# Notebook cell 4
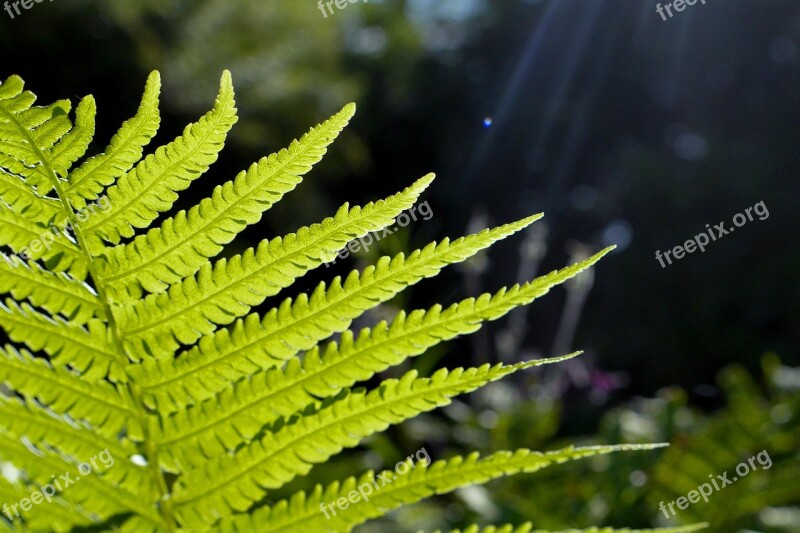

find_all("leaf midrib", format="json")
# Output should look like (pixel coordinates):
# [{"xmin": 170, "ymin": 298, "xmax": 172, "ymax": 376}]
[{"xmin": 2, "ymin": 92, "xmax": 173, "ymax": 529}]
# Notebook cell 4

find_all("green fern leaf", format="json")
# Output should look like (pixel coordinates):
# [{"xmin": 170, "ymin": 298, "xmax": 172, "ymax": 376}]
[
  {"xmin": 0, "ymin": 204, "xmax": 86, "ymax": 278},
  {"xmin": 0, "ymin": 432, "xmax": 161, "ymax": 525},
  {"xmin": 0, "ymin": 164, "xmax": 63, "ymax": 225},
  {"xmin": 0, "ymin": 253, "xmax": 102, "ymax": 324},
  {"xmin": 95, "ymin": 101, "xmax": 355, "ymax": 296},
  {"xmin": 116, "ymin": 174, "xmax": 434, "ymax": 359},
  {"xmin": 0, "ymin": 97, "xmax": 69, "ymax": 141},
  {"xmin": 0, "ymin": 396, "xmax": 151, "ymax": 497},
  {"xmin": 217, "ymin": 445, "xmax": 670, "ymax": 532},
  {"xmin": 171, "ymin": 357, "xmax": 576, "ymax": 525},
  {"xmin": 28, "ymin": 102, "xmax": 73, "ymax": 152},
  {"xmin": 78, "ymin": 71, "xmax": 237, "ymax": 244},
  {"xmin": 48, "ymin": 96, "xmax": 96, "ymax": 179},
  {"xmin": 0, "ymin": 475, "xmax": 95, "ymax": 532},
  {"xmin": 149, "ymin": 249, "xmax": 610, "ymax": 462},
  {"xmin": 0, "ymin": 299, "xmax": 122, "ymax": 381},
  {"xmin": 0, "ymin": 76, "xmax": 88, "ymax": 194},
  {"xmin": 0, "ymin": 345, "xmax": 139, "ymax": 438},
  {"xmin": 130, "ymin": 213, "xmax": 540, "ymax": 411},
  {"xmin": 64, "ymin": 71, "xmax": 161, "ymax": 209},
  {"xmin": 648, "ymin": 358, "xmax": 800, "ymax": 528}
]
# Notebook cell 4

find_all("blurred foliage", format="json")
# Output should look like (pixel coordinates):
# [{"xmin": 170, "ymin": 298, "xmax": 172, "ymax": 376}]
[
  {"xmin": 362, "ymin": 355, "xmax": 799, "ymax": 532},
  {"xmin": 649, "ymin": 354, "xmax": 800, "ymax": 531},
  {"xmin": 79, "ymin": 0, "xmax": 368, "ymax": 144}
]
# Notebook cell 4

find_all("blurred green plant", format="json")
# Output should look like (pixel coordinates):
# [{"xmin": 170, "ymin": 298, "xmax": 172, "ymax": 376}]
[
  {"xmin": 648, "ymin": 354, "xmax": 800, "ymax": 531},
  {"xmin": 378, "ymin": 355, "xmax": 799, "ymax": 532},
  {"xmin": 75, "ymin": 0, "xmax": 427, "ymax": 147}
]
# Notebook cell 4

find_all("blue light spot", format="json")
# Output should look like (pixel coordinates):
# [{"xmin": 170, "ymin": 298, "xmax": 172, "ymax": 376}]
[{"xmin": 483, "ymin": 117, "xmax": 493, "ymax": 127}]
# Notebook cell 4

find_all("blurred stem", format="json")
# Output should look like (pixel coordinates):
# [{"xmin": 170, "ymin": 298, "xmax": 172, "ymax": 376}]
[
  {"xmin": 463, "ymin": 207, "xmax": 492, "ymax": 366},
  {"xmin": 495, "ymin": 221, "xmax": 548, "ymax": 362},
  {"xmin": 545, "ymin": 242, "xmax": 595, "ymax": 396}
]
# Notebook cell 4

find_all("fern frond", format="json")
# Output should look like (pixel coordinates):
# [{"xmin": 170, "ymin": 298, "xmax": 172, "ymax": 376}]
[
  {"xmin": 150, "ymin": 249, "xmax": 610, "ymax": 462},
  {"xmin": 0, "ymin": 74, "xmax": 25, "ymax": 100},
  {"xmin": 116, "ymin": 174, "xmax": 436, "ymax": 358},
  {"xmin": 0, "ymin": 77, "xmax": 93, "ymax": 195},
  {"xmin": 0, "ymin": 396, "xmax": 152, "ymax": 497},
  {"xmin": 0, "ymin": 299, "xmax": 122, "ymax": 381},
  {"xmin": 648, "ymin": 359, "xmax": 800, "ymax": 528},
  {"xmin": 164, "ymin": 355, "xmax": 575, "ymax": 473},
  {"xmin": 436, "ymin": 525, "xmax": 709, "ymax": 533},
  {"xmin": 0, "ymin": 80, "xmax": 88, "ymax": 274},
  {"xmin": 217, "ymin": 444, "xmax": 668, "ymax": 532},
  {"xmin": 0, "ymin": 152, "xmax": 46, "ymax": 189},
  {"xmin": 131, "ymin": 214, "xmax": 540, "ymax": 411},
  {"xmin": 0, "ymin": 97, "xmax": 69, "ymax": 141},
  {"xmin": 47, "ymin": 96, "xmax": 96, "ymax": 179},
  {"xmin": 0, "ymin": 77, "xmax": 52, "ymax": 190},
  {"xmin": 0, "ymin": 253, "xmax": 102, "ymax": 325},
  {"xmin": 0, "ymin": 72, "xmax": 638, "ymax": 531},
  {"xmin": 96, "ymin": 102, "xmax": 355, "ymax": 296},
  {"xmin": 0, "ymin": 432, "xmax": 161, "ymax": 526},
  {"xmin": 0, "ymin": 206, "xmax": 86, "ymax": 278},
  {"xmin": 79, "ymin": 71, "xmax": 237, "ymax": 244},
  {"xmin": 0, "ymin": 166, "xmax": 63, "ymax": 225},
  {"xmin": 0, "ymin": 475, "xmax": 96, "ymax": 532},
  {"xmin": 171, "ymin": 357, "xmax": 575, "ymax": 526},
  {"xmin": 28, "ymin": 102, "xmax": 74, "ymax": 152},
  {"xmin": 65, "ymin": 71, "xmax": 161, "ymax": 209},
  {"xmin": 0, "ymin": 345, "xmax": 139, "ymax": 438}
]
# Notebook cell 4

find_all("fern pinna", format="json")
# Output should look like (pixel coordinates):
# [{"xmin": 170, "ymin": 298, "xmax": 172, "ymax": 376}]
[{"xmin": 0, "ymin": 72, "xmax": 703, "ymax": 533}]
